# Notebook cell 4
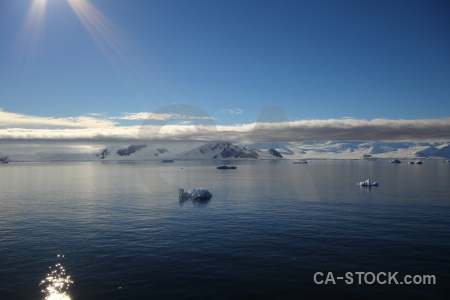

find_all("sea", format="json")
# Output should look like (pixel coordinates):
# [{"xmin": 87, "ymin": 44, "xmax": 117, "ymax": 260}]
[{"xmin": 0, "ymin": 160, "xmax": 449, "ymax": 299}]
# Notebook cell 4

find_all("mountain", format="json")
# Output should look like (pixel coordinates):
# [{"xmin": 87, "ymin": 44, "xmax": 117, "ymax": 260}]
[
  {"xmin": 3, "ymin": 141, "xmax": 450, "ymax": 162},
  {"xmin": 180, "ymin": 142, "xmax": 283, "ymax": 160},
  {"xmin": 266, "ymin": 141, "xmax": 450, "ymax": 160},
  {"xmin": 415, "ymin": 144, "xmax": 450, "ymax": 158},
  {"xmin": 245, "ymin": 142, "xmax": 294, "ymax": 155},
  {"xmin": 437, "ymin": 145, "xmax": 450, "ymax": 158},
  {"xmin": 95, "ymin": 144, "xmax": 172, "ymax": 160},
  {"xmin": 117, "ymin": 145, "xmax": 147, "ymax": 156},
  {"xmin": 415, "ymin": 146, "xmax": 440, "ymax": 157}
]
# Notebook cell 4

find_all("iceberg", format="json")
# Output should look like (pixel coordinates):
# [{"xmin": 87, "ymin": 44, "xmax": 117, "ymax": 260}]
[
  {"xmin": 389, "ymin": 159, "xmax": 401, "ymax": 163},
  {"xmin": 216, "ymin": 165, "xmax": 237, "ymax": 169},
  {"xmin": 357, "ymin": 178, "xmax": 379, "ymax": 187},
  {"xmin": 292, "ymin": 160, "xmax": 307, "ymax": 164},
  {"xmin": 179, "ymin": 188, "xmax": 213, "ymax": 200}
]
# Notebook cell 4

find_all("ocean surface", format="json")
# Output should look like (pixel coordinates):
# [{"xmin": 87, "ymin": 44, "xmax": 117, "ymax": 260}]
[{"xmin": 0, "ymin": 160, "xmax": 449, "ymax": 299}]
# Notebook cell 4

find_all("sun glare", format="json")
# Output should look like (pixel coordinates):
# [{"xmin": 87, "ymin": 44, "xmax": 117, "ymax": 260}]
[
  {"xmin": 66, "ymin": 0, "xmax": 150, "ymax": 89},
  {"xmin": 31, "ymin": 0, "xmax": 47, "ymax": 14},
  {"xmin": 20, "ymin": 0, "xmax": 124, "ymax": 66},
  {"xmin": 67, "ymin": 0, "xmax": 127, "ymax": 65},
  {"xmin": 22, "ymin": 0, "xmax": 47, "ymax": 39},
  {"xmin": 12, "ymin": 0, "xmax": 48, "ymax": 82},
  {"xmin": 14, "ymin": 0, "xmax": 148, "ymax": 97},
  {"xmin": 40, "ymin": 259, "xmax": 73, "ymax": 300}
]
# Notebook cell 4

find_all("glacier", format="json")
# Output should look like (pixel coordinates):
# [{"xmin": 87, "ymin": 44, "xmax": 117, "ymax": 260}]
[{"xmin": 1, "ymin": 141, "xmax": 450, "ymax": 162}]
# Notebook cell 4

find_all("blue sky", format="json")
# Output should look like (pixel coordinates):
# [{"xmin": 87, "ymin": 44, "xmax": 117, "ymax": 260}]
[{"xmin": 0, "ymin": 0, "xmax": 449, "ymax": 142}]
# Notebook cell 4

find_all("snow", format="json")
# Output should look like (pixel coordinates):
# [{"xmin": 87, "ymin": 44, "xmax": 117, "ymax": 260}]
[
  {"xmin": 357, "ymin": 179, "xmax": 379, "ymax": 187},
  {"xmin": 278, "ymin": 141, "xmax": 450, "ymax": 160},
  {"xmin": 179, "ymin": 188, "xmax": 212, "ymax": 200},
  {"xmin": 415, "ymin": 144, "xmax": 450, "ymax": 158},
  {"xmin": 1, "ymin": 141, "xmax": 450, "ymax": 162}
]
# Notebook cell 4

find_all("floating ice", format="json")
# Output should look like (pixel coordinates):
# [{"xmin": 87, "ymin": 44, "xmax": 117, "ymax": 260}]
[
  {"xmin": 357, "ymin": 178, "xmax": 379, "ymax": 187},
  {"xmin": 179, "ymin": 188, "xmax": 213, "ymax": 200}
]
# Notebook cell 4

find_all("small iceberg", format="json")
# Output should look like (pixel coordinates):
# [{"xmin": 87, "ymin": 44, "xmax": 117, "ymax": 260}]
[
  {"xmin": 179, "ymin": 188, "xmax": 213, "ymax": 200},
  {"xmin": 217, "ymin": 165, "xmax": 237, "ymax": 169},
  {"xmin": 293, "ymin": 160, "xmax": 307, "ymax": 164},
  {"xmin": 389, "ymin": 159, "xmax": 401, "ymax": 164},
  {"xmin": 357, "ymin": 178, "xmax": 379, "ymax": 187}
]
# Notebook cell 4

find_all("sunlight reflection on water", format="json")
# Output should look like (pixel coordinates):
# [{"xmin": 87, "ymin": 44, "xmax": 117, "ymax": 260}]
[{"xmin": 39, "ymin": 255, "xmax": 73, "ymax": 300}]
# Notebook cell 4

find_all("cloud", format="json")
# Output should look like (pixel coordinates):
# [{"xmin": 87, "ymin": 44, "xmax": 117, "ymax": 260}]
[
  {"xmin": 111, "ymin": 112, "xmax": 214, "ymax": 121},
  {"xmin": 0, "ymin": 109, "xmax": 212, "ymax": 130},
  {"xmin": 0, "ymin": 108, "xmax": 449, "ymax": 142},
  {"xmin": 112, "ymin": 112, "xmax": 173, "ymax": 121},
  {"xmin": 0, "ymin": 110, "xmax": 116, "ymax": 128},
  {"xmin": 0, "ymin": 126, "xmax": 141, "ymax": 140},
  {"xmin": 241, "ymin": 118, "xmax": 450, "ymax": 142},
  {"xmin": 221, "ymin": 108, "xmax": 244, "ymax": 115},
  {"xmin": 137, "ymin": 118, "xmax": 450, "ymax": 142}
]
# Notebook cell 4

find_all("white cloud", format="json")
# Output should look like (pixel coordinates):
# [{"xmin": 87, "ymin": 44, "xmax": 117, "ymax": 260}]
[
  {"xmin": 111, "ymin": 112, "xmax": 214, "ymax": 121},
  {"xmin": 0, "ymin": 109, "xmax": 449, "ymax": 142},
  {"xmin": 0, "ymin": 127, "xmax": 141, "ymax": 140},
  {"xmin": 113, "ymin": 112, "xmax": 172, "ymax": 121},
  {"xmin": 138, "ymin": 118, "xmax": 450, "ymax": 142},
  {"xmin": 222, "ymin": 108, "xmax": 244, "ymax": 115},
  {"xmin": 0, "ymin": 110, "xmax": 116, "ymax": 128}
]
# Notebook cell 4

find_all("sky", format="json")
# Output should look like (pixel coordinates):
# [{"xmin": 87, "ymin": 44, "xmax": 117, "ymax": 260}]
[{"xmin": 0, "ymin": 0, "xmax": 449, "ymax": 143}]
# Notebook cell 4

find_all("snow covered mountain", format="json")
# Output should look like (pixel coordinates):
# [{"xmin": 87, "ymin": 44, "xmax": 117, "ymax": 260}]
[
  {"xmin": 180, "ymin": 142, "xmax": 283, "ymax": 160},
  {"xmin": 96, "ymin": 144, "xmax": 172, "ymax": 160},
  {"xmin": 275, "ymin": 141, "xmax": 450, "ymax": 159},
  {"xmin": 94, "ymin": 142, "xmax": 283, "ymax": 161},
  {"xmin": 415, "ymin": 144, "xmax": 450, "ymax": 158},
  {"xmin": 2, "ymin": 141, "xmax": 450, "ymax": 162}
]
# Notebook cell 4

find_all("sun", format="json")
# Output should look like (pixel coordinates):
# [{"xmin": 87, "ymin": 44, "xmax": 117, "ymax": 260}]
[
  {"xmin": 32, "ymin": 0, "xmax": 47, "ymax": 8},
  {"xmin": 16, "ymin": 0, "xmax": 137, "ymax": 82},
  {"xmin": 27, "ymin": 0, "xmax": 47, "ymax": 26},
  {"xmin": 17, "ymin": 0, "xmax": 47, "ymax": 48}
]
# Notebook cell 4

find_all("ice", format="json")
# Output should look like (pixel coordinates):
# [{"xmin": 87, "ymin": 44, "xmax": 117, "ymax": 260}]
[
  {"xmin": 357, "ymin": 178, "xmax": 379, "ymax": 187},
  {"xmin": 179, "ymin": 188, "xmax": 213, "ymax": 200}
]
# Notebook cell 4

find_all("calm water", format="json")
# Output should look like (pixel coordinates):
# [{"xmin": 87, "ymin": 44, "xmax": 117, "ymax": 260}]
[{"xmin": 0, "ymin": 160, "xmax": 449, "ymax": 299}]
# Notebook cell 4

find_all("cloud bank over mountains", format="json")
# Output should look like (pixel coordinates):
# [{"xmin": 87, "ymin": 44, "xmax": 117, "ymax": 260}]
[{"xmin": 1, "ymin": 108, "xmax": 449, "ymax": 142}]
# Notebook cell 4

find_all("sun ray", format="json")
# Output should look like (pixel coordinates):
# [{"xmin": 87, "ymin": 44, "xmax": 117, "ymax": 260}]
[
  {"xmin": 12, "ymin": 0, "xmax": 160, "ymax": 104},
  {"xmin": 20, "ymin": 0, "xmax": 47, "ymax": 50},
  {"xmin": 66, "ymin": 0, "xmax": 146, "ymax": 85},
  {"xmin": 67, "ymin": 0, "xmax": 120, "ymax": 64},
  {"xmin": 65, "ymin": 0, "xmax": 163, "ymax": 100},
  {"xmin": 12, "ymin": 0, "xmax": 47, "ymax": 78}
]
